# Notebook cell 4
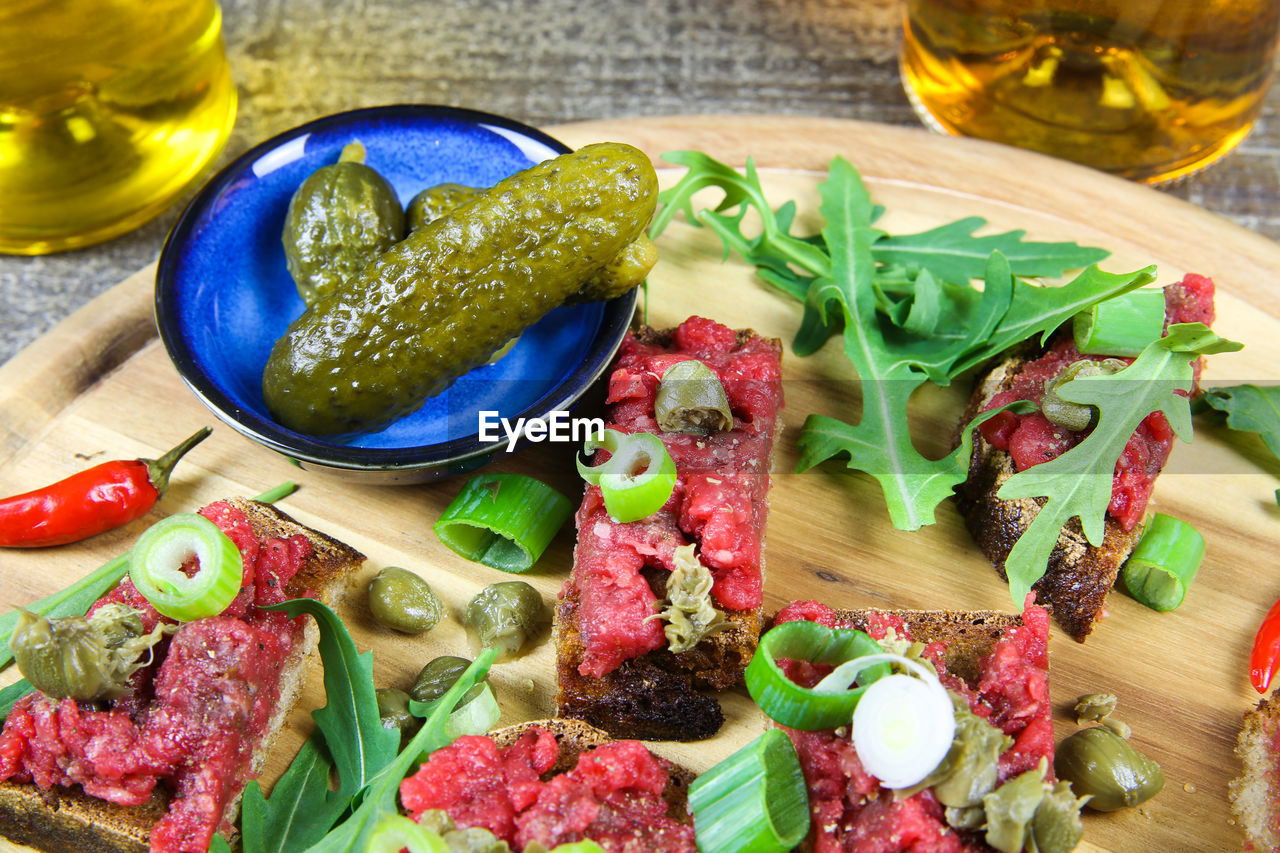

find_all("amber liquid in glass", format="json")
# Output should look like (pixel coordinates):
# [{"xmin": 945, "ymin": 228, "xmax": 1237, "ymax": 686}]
[
  {"xmin": 901, "ymin": 0, "xmax": 1280, "ymax": 183},
  {"xmin": 0, "ymin": 0, "xmax": 237, "ymax": 254}
]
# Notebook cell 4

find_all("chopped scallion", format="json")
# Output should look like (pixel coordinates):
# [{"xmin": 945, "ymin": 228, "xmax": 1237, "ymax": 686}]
[
  {"xmin": 1121, "ymin": 513, "xmax": 1205, "ymax": 611},
  {"xmin": 364, "ymin": 815, "xmax": 449, "ymax": 853},
  {"xmin": 128, "ymin": 513, "xmax": 243, "ymax": 621},
  {"xmin": 845, "ymin": 655, "xmax": 955, "ymax": 789},
  {"xmin": 1073, "ymin": 289, "xmax": 1166, "ymax": 357},
  {"xmin": 434, "ymin": 473, "xmax": 572, "ymax": 572},
  {"xmin": 576, "ymin": 428, "xmax": 677, "ymax": 523},
  {"xmin": 744, "ymin": 619, "xmax": 888, "ymax": 731},
  {"xmin": 689, "ymin": 729, "xmax": 809, "ymax": 853}
]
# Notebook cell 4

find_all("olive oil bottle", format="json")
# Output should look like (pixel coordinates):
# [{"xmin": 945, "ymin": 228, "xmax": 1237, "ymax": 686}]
[
  {"xmin": 901, "ymin": 0, "xmax": 1280, "ymax": 184},
  {"xmin": 0, "ymin": 0, "xmax": 237, "ymax": 254}
]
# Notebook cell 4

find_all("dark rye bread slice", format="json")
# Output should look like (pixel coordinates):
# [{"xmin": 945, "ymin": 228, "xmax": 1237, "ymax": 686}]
[
  {"xmin": 953, "ymin": 350, "xmax": 1139, "ymax": 642},
  {"xmin": 1229, "ymin": 689, "xmax": 1280, "ymax": 851},
  {"xmin": 0, "ymin": 498, "xmax": 365, "ymax": 853},
  {"xmin": 821, "ymin": 607, "xmax": 1026, "ymax": 681},
  {"xmin": 490, "ymin": 717, "xmax": 695, "ymax": 821},
  {"xmin": 555, "ymin": 323, "xmax": 781, "ymax": 742}
]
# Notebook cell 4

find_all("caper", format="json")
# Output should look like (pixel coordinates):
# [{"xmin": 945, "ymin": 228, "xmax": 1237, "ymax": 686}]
[
  {"xmin": 654, "ymin": 359, "xmax": 733, "ymax": 435},
  {"xmin": 1073, "ymin": 692, "xmax": 1119, "ymax": 724},
  {"xmin": 982, "ymin": 760, "xmax": 1049, "ymax": 853},
  {"xmin": 376, "ymin": 687, "xmax": 419, "ymax": 738},
  {"xmin": 10, "ymin": 604, "xmax": 172, "ymax": 702},
  {"xmin": 367, "ymin": 566, "xmax": 442, "ymax": 634},
  {"xmin": 1054, "ymin": 725, "xmax": 1165, "ymax": 811},
  {"xmin": 1041, "ymin": 358, "xmax": 1128, "ymax": 431},
  {"xmin": 1030, "ymin": 781, "xmax": 1088, "ymax": 853},
  {"xmin": 410, "ymin": 655, "xmax": 473, "ymax": 704},
  {"xmin": 930, "ymin": 694, "xmax": 1010, "ymax": 808},
  {"xmin": 465, "ymin": 581, "xmax": 546, "ymax": 657}
]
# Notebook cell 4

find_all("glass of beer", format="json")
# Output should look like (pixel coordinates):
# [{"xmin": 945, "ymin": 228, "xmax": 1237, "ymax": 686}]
[
  {"xmin": 900, "ymin": 0, "xmax": 1280, "ymax": 184},
  {"xmin": 0, "ymin": 0, "xmax": 237, "ymax": 255}
]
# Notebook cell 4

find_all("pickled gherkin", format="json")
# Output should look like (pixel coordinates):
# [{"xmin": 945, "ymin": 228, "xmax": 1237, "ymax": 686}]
[
  {"xmin": 281, "ymin": 141, "xmax": 406, "ymax": 307},
  {"xmin": 263, "ymin": 142, "xmax": 659, "ymax": 436},
  {"xmin": 405, "ymin": 182, "xmax": 480, "ymax": 231}
]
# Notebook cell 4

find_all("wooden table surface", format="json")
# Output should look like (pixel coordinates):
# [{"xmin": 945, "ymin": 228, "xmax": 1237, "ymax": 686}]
[{"xmin": 1, "ymin": 0, "xmax": 1278, "ymax": 365}]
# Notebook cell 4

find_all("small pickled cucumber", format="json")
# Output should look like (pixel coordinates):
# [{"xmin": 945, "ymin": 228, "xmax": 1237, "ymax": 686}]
[
  {"xmin": 282, "ymin": 141, "xmax": 406, "ymax": 306},
  {"xmin": 405, "ymin": 182, "xmax": 480, "ymax": 231},
  {"xmin": 263, "ymin": 142, "xmax": 659, "ymax": 436}
]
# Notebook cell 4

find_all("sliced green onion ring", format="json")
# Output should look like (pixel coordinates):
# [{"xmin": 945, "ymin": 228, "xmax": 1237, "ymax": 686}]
[
  {"xmin": 744, "ymin": 619, "xmax": 889, "ymax": 731},
  {"xmin": 408, "ymin": 681, "xmax": 502, "ymax": 742},
  {"xmin": 575, "ymin": 428, "xmax": 677, "ymax": 523},
  {"xmin": 841, "ymin": 654, "xmax": 956, "ymax": 789},
  {"xmin": 689, "ymin": 728, "xmax": 809, "ymax": 853},
  {"xmin": 434, "ymin": 473, "xmax": 572, "ymax": 572},
  {"xmin": 128, "ymin": 513, "xmax": 243, "ymax": 621},
  {"xmin": 1121, "ymin": 513, "xmax": 1205, "ymax": 611},
  {"xmin": 1073, "ymin": 289, "xmax": 1166, "ymax": 356},
  {"xmin": 365, "ymin": 815, "xmax": 449, "ymax": 853}
]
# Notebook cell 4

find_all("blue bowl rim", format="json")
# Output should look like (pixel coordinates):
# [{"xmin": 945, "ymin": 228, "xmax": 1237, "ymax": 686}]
[{"xmin": 155, "ymin": 103, "xmax": 637, "ymax": 473}]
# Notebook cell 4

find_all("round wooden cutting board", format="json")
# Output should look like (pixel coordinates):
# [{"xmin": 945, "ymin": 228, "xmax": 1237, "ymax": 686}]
[{"xmin": 2, "ymin": 116, "xmax": 1278, "ymax": 852}]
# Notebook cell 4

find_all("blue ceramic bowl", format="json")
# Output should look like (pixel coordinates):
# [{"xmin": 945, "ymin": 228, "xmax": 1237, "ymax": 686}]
[{"xmin": 156, "ymin": 105, "xmax": 636, "ymax": 483}]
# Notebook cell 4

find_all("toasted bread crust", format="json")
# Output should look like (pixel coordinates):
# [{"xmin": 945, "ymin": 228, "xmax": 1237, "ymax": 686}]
[
  {"xmin": 1230, "ymin": 690, "xmax": 1280, "ymax": 851},
  {"xmin": 954, "ymin": 353, "xmax": 1138, "ymax": 642},
  {"xmin": 822, "ymin": 607, "xmax": 1024, "ymax": 684},
  {"xmin": 555, "ymin": 324, "xmax": 780, "ymax": 742},
  {"xmin": 0, "ymin": 498, "xmax": 364, "ymax": 853}
]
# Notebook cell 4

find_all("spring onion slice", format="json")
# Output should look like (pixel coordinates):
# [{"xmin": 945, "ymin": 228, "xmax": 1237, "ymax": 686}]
[
  {"xmin": 1121, "ymin": 513, "xmax": 1205, "ymax": 611},
  {"xmin": 832, "ymin": 654, "xmax": 956, "ymax": 789},
  {"xmin": 364, "ymin": 815, "xmax": 449, "ymax": 853},
  {"xmin": 365, "ymin": 814, "xmax": 608, "ymax": 853},
  {"xmin": 744, "ymin": 619, "xmax": 889, "ymax": 731},
  {"xmin": 575, "ymin": 428, "xmax": 677, "ymax": 523},
  {"xmin": 128, "ymin": 513, "xmax": 243, "ymax": 621},
  {"xmin": 1073, "ymin": 289, "xmax": 1166, "ymax": 356},
  {"xmin": 408, "ymin": 682, "xmax": 501, "ymax": 743},
  {"xmin": 434, "ymin": 473, "xmax": 572, "ymax": 572},
  {"xmin": 689, "ymin": 728, "xmax": 809, "ymax": 853}
]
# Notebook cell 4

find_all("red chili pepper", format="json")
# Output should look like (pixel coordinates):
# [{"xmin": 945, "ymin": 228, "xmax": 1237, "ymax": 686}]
[
  {"xmin": 0, "ymin": 427, "xmax": 212, "ymax": 548},
  {"xmin": 1250, "ymin": 598, "xmax": 1280, "ymax": 693}
]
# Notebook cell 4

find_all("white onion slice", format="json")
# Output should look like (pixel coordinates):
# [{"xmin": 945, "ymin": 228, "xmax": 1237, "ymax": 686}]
[{"xmin": 829, "ymin": 653, "xmax": 957, "ymax": 790}]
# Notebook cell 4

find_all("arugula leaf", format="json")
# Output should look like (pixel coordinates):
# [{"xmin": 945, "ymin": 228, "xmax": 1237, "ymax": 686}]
[
  {"xmin": 304, "ymin": 649, "xmax": 499, "ymax": 853},
  {"xmin": 949, "ymin": 264, "xmax": 1156, "ymax": 377},
  {"xmin": 1202, "ymin": 384, "xmax": 1280, "ymax": 459},
  {"xmin": 240, "ymin": 735, "xmax": 342, "ymax": 853},
  {"xmin": 240, "ymin": 598, "xmax": 400, "ymax": 852},
  {"xmin": 650, "ymin": 148, "xmax": 1156, "ymax": 557},
  {"xmin": 997, "ymin": 324, "xmax": 1243, "ymax": 603},
  {"xmin": 872, "ymin": 216, "xmax": 1110, "ymax": 282}
]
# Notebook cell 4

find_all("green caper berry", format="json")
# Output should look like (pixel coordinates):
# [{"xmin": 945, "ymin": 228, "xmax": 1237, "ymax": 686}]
[
  {"xmin": 465, "ymin": 581, "xmax": 545, "ymax": 657},
  {"xmin": 1073, "ymin": 692, "xmax": 1119, "ymax": 724},
  {"xmin": 1041, "ymin": 359, "xmax": 1128, "ymax": 431},
  {"xmin": 367, "ymin": 566, "xmax": 443, "ymax": 634},
  {"xmin": 654, "ymin": 359, "xmax": 733, "ymax": 435},
  {"xmin": 410, "ymin": 655, "xmax": 473, "ymax": 704},
  {"xmin": 1029, "ymin": 781, "xmax": 1088, "ymax": 853},
  {"xmin": 1054, "ymin": 725, "xmax": 1165, "ymax": 811},
  {"xmin": 375, "ymin": 687, "xmax": 419, "ymax": 737}
]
